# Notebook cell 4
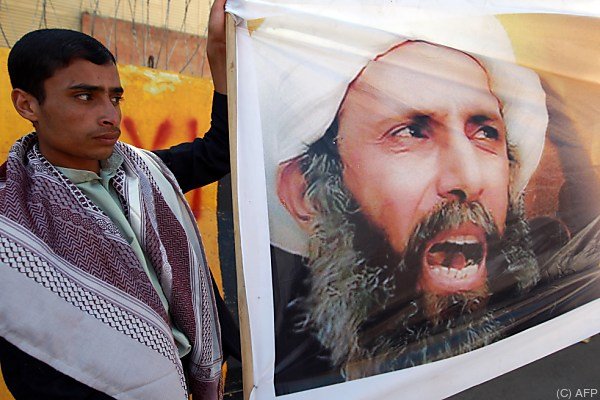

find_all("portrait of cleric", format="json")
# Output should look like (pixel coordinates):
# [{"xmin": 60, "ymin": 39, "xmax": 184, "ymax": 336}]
[{"xmin": 256, "ymin": 14, "xmax": 600, "ymax": 395}]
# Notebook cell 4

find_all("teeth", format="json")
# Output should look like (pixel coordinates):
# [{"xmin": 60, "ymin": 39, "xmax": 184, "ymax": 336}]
[
  {"xmin": 463, "ymin": 263, "xmax": 478, "ymax": 275},
  {"xmin": 444, "ymin": 235, "xmax": 479, "ymax": 245},
  {"xmin": 430, "ymin": 262, "xmax": 480, "ymax": 279}
]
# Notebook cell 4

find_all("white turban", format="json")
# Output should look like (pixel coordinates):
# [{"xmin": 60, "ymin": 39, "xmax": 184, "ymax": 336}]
[{"xmin": 249, "ymin": 11, "xmax": 548, "ymax": 256}]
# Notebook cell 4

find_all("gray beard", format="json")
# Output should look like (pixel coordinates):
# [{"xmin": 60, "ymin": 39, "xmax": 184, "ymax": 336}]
[{"xmin": 296, "ymin": 151, "xmax": 540, "ymax": 380}]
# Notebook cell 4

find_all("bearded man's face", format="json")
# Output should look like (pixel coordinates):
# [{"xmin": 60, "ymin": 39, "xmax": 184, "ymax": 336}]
[
  {"xmin": 281, "ymin": 41, "xmax": 539, "ymax": 379},
  {"xmin": 337, "ymin": 41, "xmax": 510, "ymax": 299}
]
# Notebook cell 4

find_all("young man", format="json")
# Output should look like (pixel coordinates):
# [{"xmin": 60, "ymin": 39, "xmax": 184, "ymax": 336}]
[{"xmin": 0, "ymin": 1, "xmax": 236, "ymax": 399}]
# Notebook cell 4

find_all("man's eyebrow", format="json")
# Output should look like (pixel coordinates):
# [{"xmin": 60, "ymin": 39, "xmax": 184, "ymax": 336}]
[
  {"xmin": 67, "ymin": 83, "xmax": 124, "ymax": 93},
  {"xmin": 469, "ymin": 114, "xmax": 500, "ymax": 125},
  {"xmin": 411, "ymin": 114, "xmax": 432, "ymax": 125}
]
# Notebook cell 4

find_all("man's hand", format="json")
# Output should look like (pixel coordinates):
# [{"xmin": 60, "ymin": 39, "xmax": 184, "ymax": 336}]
[{"xmin": 207, "ymin": 0, "xmax": 227, "ymax": 94}]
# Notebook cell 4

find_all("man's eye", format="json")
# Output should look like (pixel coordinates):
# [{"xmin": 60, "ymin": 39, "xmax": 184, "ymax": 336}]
[
  {"xmin": 111, "ymin": 96, "xmax": 124, "ymax": 105},
  {"xmin": 75, "ymin": 93, "xmax": 92, "ymax": 101},
  {"xmin": 474, "ymin": 126, "xmax": 499, "ymax": 140},
  {"xmin": 389, "ymin": 125, "xmax": 426, "ymax": 139}
]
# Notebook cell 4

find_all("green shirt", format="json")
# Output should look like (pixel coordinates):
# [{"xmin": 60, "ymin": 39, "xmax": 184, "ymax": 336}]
[{"xmin": 57, "ymin": 153, "xmax": 191, "ymax": 358}]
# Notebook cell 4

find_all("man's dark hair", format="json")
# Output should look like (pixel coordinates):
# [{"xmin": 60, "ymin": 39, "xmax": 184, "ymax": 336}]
[{"xmin": 8, "ymin": 29, "xmax": 116, "ymax": 103}]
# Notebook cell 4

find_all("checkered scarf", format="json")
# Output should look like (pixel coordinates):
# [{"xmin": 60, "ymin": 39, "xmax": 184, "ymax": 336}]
[{"xmin": 0, "ymin": 133, "xmax": 222, "ymax": 400}]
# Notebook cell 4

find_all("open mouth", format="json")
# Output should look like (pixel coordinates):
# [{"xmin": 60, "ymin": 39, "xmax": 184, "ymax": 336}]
[{"xmin": 420, "ymin": 224, "xmax": 488, "ymax": 294}]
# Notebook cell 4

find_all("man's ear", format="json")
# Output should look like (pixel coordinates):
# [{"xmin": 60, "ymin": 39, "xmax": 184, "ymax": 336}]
[
  {"xmin": 277, "ymin": 158, "xmax": 317, "ymax": 232},
  {"xmin": 11, "ymin": 89, "xmax": 40, "ymax": 123}
]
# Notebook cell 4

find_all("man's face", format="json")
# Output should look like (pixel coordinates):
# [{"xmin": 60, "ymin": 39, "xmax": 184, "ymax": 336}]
[
  {"xmin": 279, "ymin": 41, "xmax": 538, "ymax": 377},
  {"xmin": 30, "ymin": 59, "xmax": 123, "ymax": 172},
  {"xmin": 336, "ymin": 42, "xmax": 510, "ymax": 297}
]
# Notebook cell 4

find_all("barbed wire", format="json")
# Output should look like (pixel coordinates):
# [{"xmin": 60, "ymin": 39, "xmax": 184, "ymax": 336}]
[{"xmin": 0, "ymin": 0, "xmax": 213, "ymax": 76}]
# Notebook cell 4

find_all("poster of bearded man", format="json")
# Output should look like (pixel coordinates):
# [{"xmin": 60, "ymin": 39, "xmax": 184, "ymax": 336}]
[{"xmin": 226, "ymin": 1, "xmax": 600, "ymax": 399}]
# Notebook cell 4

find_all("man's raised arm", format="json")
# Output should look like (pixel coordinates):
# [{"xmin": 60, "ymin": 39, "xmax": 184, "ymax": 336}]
[{"xmin": 154, "ymin": 0, "xmax": 230, "ymax": 192}]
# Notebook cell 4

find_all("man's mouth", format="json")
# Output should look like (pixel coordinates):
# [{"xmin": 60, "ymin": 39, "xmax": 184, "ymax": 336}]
[
  {"xmin": 419, "ymin": 224, "xmax": 487, "ymax": 294},
  {"xmin": 94, "ymin": 130, "xmax": 121, "ymax": 145}
]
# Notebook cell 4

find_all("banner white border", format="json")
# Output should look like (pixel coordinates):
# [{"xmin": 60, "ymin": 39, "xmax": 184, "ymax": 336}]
[{"xmin": 231, "ymin": 2, "xmax": 600, "ymax": 399}]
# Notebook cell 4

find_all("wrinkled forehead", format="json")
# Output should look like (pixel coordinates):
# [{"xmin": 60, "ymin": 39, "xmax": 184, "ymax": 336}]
[{"xmin": 340, "ymin": 41, "xmax": 501, "ymax": 117}]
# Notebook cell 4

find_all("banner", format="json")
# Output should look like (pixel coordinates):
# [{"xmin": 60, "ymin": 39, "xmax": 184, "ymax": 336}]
[{"xmin": 228, "ymin": 1, "xmax": 600, "ymax": 398}]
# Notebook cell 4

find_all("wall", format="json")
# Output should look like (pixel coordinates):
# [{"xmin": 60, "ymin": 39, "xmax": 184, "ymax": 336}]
[
  {"xmin": 0, "ymin": 3, "xmax": 211, "ymax": 77},
  {"xmin": 0, "ymin": 0, "xmax": 210, "ymax": 47},
  {"xmin": 81, "ymin": 13, "xmax": 212, "ymax": 77}
]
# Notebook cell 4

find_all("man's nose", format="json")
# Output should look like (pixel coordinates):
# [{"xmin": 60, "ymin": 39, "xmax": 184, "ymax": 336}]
[
  {"xmin": 99, "ymin": 98, "xmax": 120, "ymax": 126},
  {"xmin": 437, "ymin": 132, "xmax": 484, "ymax": 203}
]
